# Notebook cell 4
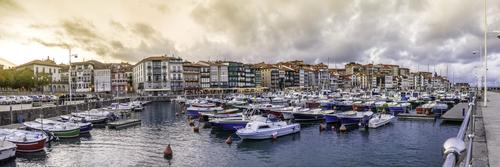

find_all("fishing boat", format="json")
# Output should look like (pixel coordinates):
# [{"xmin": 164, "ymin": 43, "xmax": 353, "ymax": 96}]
[
  {"xmin": 73, "ymin": 109, "xmax": 118, "ymax": 121},
  {"xmin": 283, "ymin": 108, "xmax": 335, "ymax": 121},
  {"xmin": 368, "ymin": 114, "xmax": 395, "ymax": 128},
  {"xmin": 323, "ymin": 114, "xmax": 339, "ymax": 124},
  {"xmin": 387, "ymin": 102, "xmax": 411, "ymax": 115},
  {"xmin": 186, "ymin": 102, "xmax": 223, "ymax": 118},
  {"xmin": 0, "ymin": 140, "xmax": 16, "ymax": 162},
  {"xmin": 236, "ymin": 118, "xmax": 300, "ymax": 140},
  {"xmin": 432, "ymin": 102, "xmax": 449, "ymax": 115},
  {"xmin": 36, "ymin": 119, "xmax": 92, "ymax": 134},
  {"xmin": 0, "ymin": 129, "xmax": 46, "ymax": 152},
  {"xmin": 416, "ymin": 103, "xmax": 434, "ymax": 114},
  {"xmin": 209, "ymin": 115, "xmax": 268, "ymax": 131},
  {"xmin": 336, "ymin": 111, "xmax": 373, "ymax": 127},
  {"xmin": 24, "ymin": 119, "xmax": 81, "ymax": 138},
  {"xmin": 60, "ymin": 114, "xmax": 108, "ymax": 125}
]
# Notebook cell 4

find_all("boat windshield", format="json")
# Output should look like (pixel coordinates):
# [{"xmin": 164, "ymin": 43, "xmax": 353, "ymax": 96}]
[{"xmin": 258, "ymin": 125, "xmax": 270, "ymax": 129}]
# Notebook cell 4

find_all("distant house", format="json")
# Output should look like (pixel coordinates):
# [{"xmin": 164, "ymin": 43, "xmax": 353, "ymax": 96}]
[{"xmin": 16, "ymin": 57, "xmax": 66, "ymax": 93}]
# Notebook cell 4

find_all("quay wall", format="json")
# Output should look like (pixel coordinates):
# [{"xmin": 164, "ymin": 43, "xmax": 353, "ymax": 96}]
[{"xmin": 0, "ymin": 98, "xmax": 130, "ymax": 126}]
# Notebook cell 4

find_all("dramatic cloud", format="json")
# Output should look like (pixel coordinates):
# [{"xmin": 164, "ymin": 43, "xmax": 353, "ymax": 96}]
[{"xmin": 0, "ymin": 0, "xmax": 499, "ymax": 85}]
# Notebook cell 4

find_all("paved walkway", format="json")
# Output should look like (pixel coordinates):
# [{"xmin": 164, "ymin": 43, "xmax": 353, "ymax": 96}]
[{"xmin": 482, "ymin": 92, "xmax": 500, "ymax": 166}]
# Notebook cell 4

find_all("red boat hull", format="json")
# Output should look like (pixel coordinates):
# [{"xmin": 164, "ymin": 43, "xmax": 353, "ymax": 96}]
[{"xmin": 11, "ymin": 139, "xmax": 46, "ymax": 152}]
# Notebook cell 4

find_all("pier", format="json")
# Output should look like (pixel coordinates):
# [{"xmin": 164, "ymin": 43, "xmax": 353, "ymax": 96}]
[
  {"xmin": 482, "ymin": 92, "xmax": 500, "ymax": 166},
  {"xmin": 441, "ymin": 103, "xmax": 469, "ymax": 122}
]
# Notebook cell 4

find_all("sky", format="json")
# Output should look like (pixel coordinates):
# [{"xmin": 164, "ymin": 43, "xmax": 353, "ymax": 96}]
[{"xmin": 0, "ymin": 0, "xmax": 499, "ymax": 86}]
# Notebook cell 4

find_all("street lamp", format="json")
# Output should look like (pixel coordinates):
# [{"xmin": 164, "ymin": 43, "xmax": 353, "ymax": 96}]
[{"xmin": 68, "ymin": 48, "xmax": 78, "ymax": 105}]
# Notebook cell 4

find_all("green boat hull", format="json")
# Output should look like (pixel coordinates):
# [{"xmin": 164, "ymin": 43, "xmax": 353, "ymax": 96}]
[{"xmin": 52, "ymin": 129, "xmax": 81, "ymax": 138}]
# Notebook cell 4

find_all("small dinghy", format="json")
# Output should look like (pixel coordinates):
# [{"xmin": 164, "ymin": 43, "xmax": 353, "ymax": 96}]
[
  {"xmin": 0, "ymin": 139, "xmax": 16, "ymax": 162},
  {"xmin": 236, "ymin": 116, "xmax": 300, "ymax": 140},
  {"xmin": 0, "ymin": 129, "xmax": 46, "ymax": 152},
  {"xmin": 368, "ymin": 114, "xmax": 395, "ymax": 128}
]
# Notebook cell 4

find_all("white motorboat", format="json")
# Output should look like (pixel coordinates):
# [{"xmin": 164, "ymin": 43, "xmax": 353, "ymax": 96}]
[
  {"xmin": 236, "ymin": 118, "xmax": 300, "ymax": 140},
  {"xmin": 0, "ymin": 139, "xmax": 16, "ymax": 161},
  {"xmin": 368, "ymin": 114, "xmax": 395, "ymax": 128}
]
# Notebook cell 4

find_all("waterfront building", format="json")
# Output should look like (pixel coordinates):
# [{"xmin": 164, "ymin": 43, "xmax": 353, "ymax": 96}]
[
  {"xmin": 183, "ymin": 62, "xmax": 201, "ymax": 93},
  {"xmin": 208, "ymin": 61, "xmax": 228, "ymax": 88},
  {"xmin": 243, "ymin": 64, "xmax": 256, "ymax": 87},
  {"xmin": 253, "ymin": 66, "xmax": 262, "ymax": 87},
  {"xmin": 16, "ymin": 57, "xmax": 66, "ymax": 93},
  {"xmin": 70, "ymin": 60, "xmax": 106, "ymax": 93},
  {"xmin": 132, "ymin": 55, "xmax": 182, "ymax": 95},
  {"xmin": 224, "ymin": 61, "xmax": 244, "ymax": 88},
  {"xmin": 196, "ymin": 62, "xmax": 211, "ymax": 89},
  {"xmin": 110, "ymin": 62, "xmax": 133, "ymax": 96},
  {"xmin": 257, "ymin": 64, "xmax": 280, "ymax": 91},
  {"xmin": 169, "ymin": 57, "xmax": 184, "ymax": 93},
  {"xmin": 94, "ymin": 68, "xmax": 111, "ymax": 93}
]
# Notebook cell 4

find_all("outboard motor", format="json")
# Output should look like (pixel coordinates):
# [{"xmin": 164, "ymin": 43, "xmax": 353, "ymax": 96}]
[{"xmin": 361, "ymin": 115, "xmax": 371, "ymax": 129}]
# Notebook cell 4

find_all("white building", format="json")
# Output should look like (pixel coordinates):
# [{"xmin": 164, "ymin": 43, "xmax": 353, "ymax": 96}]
[
  {"xmin": 16, "ymin": 57, "xmax": 66, "ymax": 92},
  {"xmin": 94, "ymin": 68, "xmax": 111, "ymax": 92},
  {"xmin": 70, "ymin": 60, "xmax": 107, "ymax": 93},
  {"xmin": 133, "ymin": 55, "xmax": 184, "ymax": 95}
]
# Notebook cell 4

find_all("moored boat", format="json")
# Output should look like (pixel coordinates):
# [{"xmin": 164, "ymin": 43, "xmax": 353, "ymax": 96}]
[
  {"xmin": 24, "ymin": 119, "xmax": 81, "ymax": 139},
  {"xmin": 0, "ymin": 140, "xmax": 16, "ymax": 162},
  {"xmin": 236, "ymin": 118, "xmax": 300, "ymax": 140},
  {"xmin": 0, "ymin": 129, "xmax": 46, "ymax": 152},
  {"xmin": 368, "ymin": 114, "xmax": 395, "ymax": 128}
]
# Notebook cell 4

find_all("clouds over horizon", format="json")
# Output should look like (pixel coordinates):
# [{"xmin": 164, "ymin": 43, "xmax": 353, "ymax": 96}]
[{"xmin": 0, "ymin": 0, "xmax": 499, "ymax": 85}]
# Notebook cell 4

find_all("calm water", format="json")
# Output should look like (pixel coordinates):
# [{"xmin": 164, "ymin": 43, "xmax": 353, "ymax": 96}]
[{"xmin": 5, "ymin": 102, "xmax": 459, "ymax": 167}]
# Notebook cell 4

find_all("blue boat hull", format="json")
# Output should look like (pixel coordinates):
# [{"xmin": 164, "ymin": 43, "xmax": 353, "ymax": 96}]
[
  {"xmin": 293, "ymin": 113, "xmax": 323, "ymax": 121},
  {"xmin": 324, "ymin": 115, "xmax": 339, "ymax": 123},
  {"xmin": 80, "ymin": 123, "xmax": 93, "ymax": 134},
  {"xmin": 211, "ymin": 122, "xmax": 248, "ymax": 131}
]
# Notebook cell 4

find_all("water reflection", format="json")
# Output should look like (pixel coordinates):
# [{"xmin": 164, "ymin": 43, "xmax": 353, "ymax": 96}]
[{"xmin": 6, "ymin": 102, "xmax": 460, "ymax": 167}]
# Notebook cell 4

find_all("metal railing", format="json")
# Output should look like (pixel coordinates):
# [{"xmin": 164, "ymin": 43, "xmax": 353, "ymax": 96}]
[{"xmin": 442, "ymin": 97, "xmax": 476, "ymax": 167}]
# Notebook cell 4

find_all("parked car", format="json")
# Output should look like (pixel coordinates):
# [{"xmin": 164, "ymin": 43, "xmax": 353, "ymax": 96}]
[
  {"xmin": 19, "ymin": 96, "xmax": 33, "ymax": 104},
  {"xmin": 7, "ymin": 96, "xmax": 19, "ymax": 104},
  {"xmin": 0, "ymin": 96, "xmax": 9, "ymax": 105},
  {"xmin": 29, "ymin": 95, "xmax": 40, "ymax": 102}
]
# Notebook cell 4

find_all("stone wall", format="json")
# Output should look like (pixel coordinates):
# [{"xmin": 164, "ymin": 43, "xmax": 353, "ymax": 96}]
[{"xmin": 0, "ymin": 98, "xmax": 130, "ymax": 126}]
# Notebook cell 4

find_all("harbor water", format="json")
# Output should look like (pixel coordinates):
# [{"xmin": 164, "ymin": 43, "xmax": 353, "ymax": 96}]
[{"xmin": 6, "ymin": 102, "xmax": 459, "ymax": 167}]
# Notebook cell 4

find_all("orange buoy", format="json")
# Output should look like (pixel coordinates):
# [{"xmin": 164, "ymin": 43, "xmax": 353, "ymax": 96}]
[
  {"xmin": 164, "ymin": 144, "xmax": 173, "ymax": 158},
  {"xmin": 225, "ymin": 136, "xmax": 233, "ymax": 145}
]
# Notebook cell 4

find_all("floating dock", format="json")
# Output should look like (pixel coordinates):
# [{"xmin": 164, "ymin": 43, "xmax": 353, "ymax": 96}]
[
  {"xmin": 441, "ymin": 103, "xmax": 469, "ymax": 122},
  {"xmin": 398, "ymin": 113, "xmax": 435, "ymax": 120},
  {"xmin": 107, "ymin": 119, "xmax": 141, "ymax": 129}
]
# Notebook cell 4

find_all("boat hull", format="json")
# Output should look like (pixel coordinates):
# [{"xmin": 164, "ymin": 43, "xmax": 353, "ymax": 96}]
[
  {"xmin": 323, "ymin": 115, "xmax": 339, "ymax": 123},
  {"xmin": 0, "ymin": 141, "xmax": 16, "ymax": 162},
  {"xmin": 79, "ymin": 123, "xmax": 93, "ymax": 134},
  {"xmin": 11, "ymin": 139, "xmax": 45, "ymax": 152},
  {"xmin": 210, "ymin": 121, "xmax": 248, "ymax": 131},
  {"xmin": 236, "ymin": 124, "xmax": 300, "ymax": 140},
  {"xmin": 52, "ymin": 129, "xmax": 81, "ymax": 138}
]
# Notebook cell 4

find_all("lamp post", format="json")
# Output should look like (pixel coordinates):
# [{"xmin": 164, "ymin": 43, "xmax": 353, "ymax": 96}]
[
  {"xmin": 483, "ymin": 0, "xmax": 488, "ymax": 107},
  {"xmin": 68, "ymin": 48, "xmax": 78, "ymax": 105}
]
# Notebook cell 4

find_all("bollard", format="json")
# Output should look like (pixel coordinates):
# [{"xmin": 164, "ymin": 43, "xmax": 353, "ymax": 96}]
[{"xmin": 462, "ymin": 108, "xmax": 465, "ymax": 117}]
